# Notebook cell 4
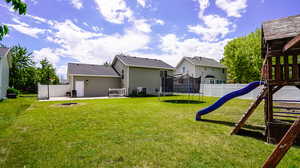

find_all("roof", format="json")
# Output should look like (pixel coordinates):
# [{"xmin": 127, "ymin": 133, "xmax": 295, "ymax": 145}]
[
  {"xmin": 183, "ymin": 56, "xmax": 226, "ymax": 68},
  {"xmin": 262, "ymin": 14, "xmax": 300, "ymax": 41},
  {"xmin": 0, "ymin": 48, "xmax": 10, "ymax": 58},
  {"xmin": 68, "ymin": 63, "xmax": 120, "ymax": 77},
  {"xmin": 114, "ymin": 54, "xmax": 174, "ymax": 70}
]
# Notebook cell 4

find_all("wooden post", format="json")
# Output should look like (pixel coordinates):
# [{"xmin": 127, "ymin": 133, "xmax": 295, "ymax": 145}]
[
  {"xmin": 268, "ymin": 57, "xmax": 273, "ymax": 80},
  {"xmin": 231, "ymin": 86, "xmax": 282, "ymax": 135},
  {"xmin": 284, "ymin": 55, "xmax": 289, "ymax": 80},
  {"xmin": 262, "ymin": 117, "xmax": 300, "ymax": 168},
  {"xmin": 231, "ymin": 87, "xmax": 267, "ymax": 135},
  {"xmin": 267, "ymin": 85, "xmax": 274, "ymax": 122},
  {"xmin": 292, "ymin": 55, "xmax": 299, "ymax": 81},
  {"xmin": 275, "ymin": 56, "xmax": 281, "ymax": 81}
]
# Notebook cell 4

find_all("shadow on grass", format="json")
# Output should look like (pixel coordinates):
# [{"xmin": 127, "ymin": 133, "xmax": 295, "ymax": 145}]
[
  {"xmin": 200, "ymin": 119, "xmax": 266, "ymax": 141},
  {"xmin": 162, "ymin": 100, "xmax": 205, "ymax": 104}
]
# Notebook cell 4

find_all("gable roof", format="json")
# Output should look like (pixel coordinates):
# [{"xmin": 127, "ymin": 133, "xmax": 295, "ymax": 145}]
[
  {"xmin": 114, "ymin": 54, "xmax": 174, "ymax": 70},
  {"xmin": 262, "ymin": 14, "xmax": 300, "ymax": 41},
  {"xmin": 0, "ymin": 48, "xmax": 10, "ymax": 59},
  {"xmin": 181, "ymin": 56, "xmax": 226, "ymax": 68},
  {"xmin": 68, "ymin": 63, "xmax": 120, "ymax": 77}
]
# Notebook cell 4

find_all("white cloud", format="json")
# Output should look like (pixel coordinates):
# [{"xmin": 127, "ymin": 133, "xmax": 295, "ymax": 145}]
[
  {"xmin": 94, "ymin": 0, "xmax": 133, "ymax": 24},
  {"xmin": 160, "ymin": 33, "xmax": 231, "ymax": 63},
  {"xmin": 133, "ymin": 19, "xmax": 152, "ymax": 33},
  {"xmin": 92, "ymin": 26, "xmax": 102, "ymax": 32},
  {"xmin": 137, "ymin": 0, "xmax": 146, "ymax": 8},
  {"xmin": 56, "ymin": 65, "xmax": 68, "ymax": 77},
  {"xmin": 7, "ymin": 18, "xmax": 47, "ymax": 38},
  {"xmin": 215, "ymin": 0, "xmax": 247, "ymax": 18},
  {"xmin": 189, "ymin": 0, "xmax": 238, "ymax": 41},
  {"xmin": 33, "ymin": 48, "xmax": 61, "ymax": 65},
  {"xmin": 155, "ymin": 19, "xmax": 165, "ymax": 25},
  {"xmin": 27, "ymin": 14, "xmax": 47, "ymax": 23},
  {"xmin": 194, "ymin": 0, "xmax": 210, "ymax": 18},
  {"xmin": 188, "ymin": 14, "xmax": 234, "ymax": 41},
  {"xmin": 70, "ymin": 0, "xmax": 83, "ymax": 9},
  {"xmin": 40, "ymin": 19, "xmax": 150, "ymax": 66}
]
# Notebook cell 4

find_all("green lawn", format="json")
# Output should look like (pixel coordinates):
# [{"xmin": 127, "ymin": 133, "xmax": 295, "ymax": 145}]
[{"xmin": 0, "ymin": 96, "xmax": 299, "ymax": 167}]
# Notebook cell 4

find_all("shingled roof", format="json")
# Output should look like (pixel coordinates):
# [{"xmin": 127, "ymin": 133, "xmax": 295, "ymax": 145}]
[
  {"xmin": 262, "ymin": 14, "xmax": 300, "ymax": 41},
  {"xmin": 68, "ymin": 63, "xmax": 120, "ymax": 77},
  {"xmin": 183, "ymin": 57, "xmax": 226, "ymax": 68},
  {"xmin": 115, "ymin": 55, "xmax": 174, "ymax": 70}
]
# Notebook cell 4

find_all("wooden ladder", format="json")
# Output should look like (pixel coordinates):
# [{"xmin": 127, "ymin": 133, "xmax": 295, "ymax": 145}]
[
  {"xmin": 230, "ymin": 87, "xmax": 268, "ymax": 135},
  {"xmin": 262, "ymin": 117, "xmax": 300, "ymax": 168}
]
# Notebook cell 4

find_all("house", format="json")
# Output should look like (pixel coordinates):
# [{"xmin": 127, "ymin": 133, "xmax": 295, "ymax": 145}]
[
  {"xmin": 0, "ymin": 48, "xmax": 11, "ymax": 100},
  {"xmin": 176, "ymin": 56, "xmax": 227, "ymax": 84},
  {"xmin": 67, "ymin": 63, "xmax": 121, "ymax": 97},
  {"xmin": 67, "ymin": 54, "xmax": 174, "ymax": 97}
]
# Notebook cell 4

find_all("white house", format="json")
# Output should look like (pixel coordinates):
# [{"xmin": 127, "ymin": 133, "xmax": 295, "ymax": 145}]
[
  {"xmin": 176, "ymin": 56, "xmax": 227, "ymax": 84},
  {"xmin": 0, "ymin": 48, "xmax": 11, "ymax": 100}
]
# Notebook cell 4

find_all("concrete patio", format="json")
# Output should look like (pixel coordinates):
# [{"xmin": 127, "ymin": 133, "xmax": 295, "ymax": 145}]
[{"xmin": 39, "ymin": 96, "xmax": 127, "ymax": 101}]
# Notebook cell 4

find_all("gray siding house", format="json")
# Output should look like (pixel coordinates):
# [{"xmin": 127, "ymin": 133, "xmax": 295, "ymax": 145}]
[
  {"xmin": 112, "ymin": 55, "xmax": 174, "ymax": 95},
  {"xmin": 176, "ymin": 56, "xmax": 227, "ymax": 84},
  {"xmin": 0, "ymin": 48, "xmax": 11, "ymax": 100},
  {"xmin": 67, "ymin": 55, "xmax": 174, "ymax": 97},
  {"xmin": 68, "ymin": 63, "xmax": 121, "ymax": 97}
]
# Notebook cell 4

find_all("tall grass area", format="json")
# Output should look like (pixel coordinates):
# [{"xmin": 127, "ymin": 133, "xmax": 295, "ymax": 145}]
[
  {"xmin": 0, "ymin": 96, "xmax": 36, "ymax": 137},
  {"xmin": 0, "ymin": 96, "xmax": 299, "ymax": 167}
]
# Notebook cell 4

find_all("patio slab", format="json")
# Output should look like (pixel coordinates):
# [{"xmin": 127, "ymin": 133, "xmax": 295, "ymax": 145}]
[{"xmin": 39, "ymin": 96, "xmax": 127, "ymax": 101}]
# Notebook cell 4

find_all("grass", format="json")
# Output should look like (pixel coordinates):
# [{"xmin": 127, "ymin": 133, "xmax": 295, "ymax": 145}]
[{"xmin": 0, "ymin": 95, "xmax": 300, "ymax": 167}]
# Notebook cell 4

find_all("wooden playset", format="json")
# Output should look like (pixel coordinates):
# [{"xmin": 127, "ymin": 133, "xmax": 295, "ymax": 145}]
[{"xmin": 231, "ymin": 14, "xmax": 300, "ymax": 167}]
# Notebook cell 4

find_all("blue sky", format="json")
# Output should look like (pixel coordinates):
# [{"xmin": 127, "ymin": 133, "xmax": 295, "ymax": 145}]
[{"xmin": 0, "ymin": 0, "xmax": 299, "ymax": 78}]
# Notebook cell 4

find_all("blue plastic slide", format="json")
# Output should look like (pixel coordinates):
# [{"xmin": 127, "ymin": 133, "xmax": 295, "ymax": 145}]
[{"xmin": 196, "ymin": 81, "xmax": 264, "ymax": 121}]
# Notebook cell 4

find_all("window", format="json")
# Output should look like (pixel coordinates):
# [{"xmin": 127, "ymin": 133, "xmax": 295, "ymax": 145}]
[
  {"xmin": 182, "ymin": 66, "xmax": 186, "ymax": 73},
  {"xmin": 121, "ymin": 70, "xmax": 124, "ymax": 79},
  {"xmin": 222, "ymin": 68, "xmax": 225, "ymax": 74}
]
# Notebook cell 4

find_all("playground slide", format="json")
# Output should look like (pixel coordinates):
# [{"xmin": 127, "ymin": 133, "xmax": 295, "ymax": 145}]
[{"xmin": 196, "ymin": 81, "xmax": 264, "ymax": 121}]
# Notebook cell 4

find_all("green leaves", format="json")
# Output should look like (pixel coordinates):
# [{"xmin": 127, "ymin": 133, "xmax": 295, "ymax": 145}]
[
  {"xmin": 1, "ymin": 0, "xmax": 27, "ymax": 40},
  {"xmin": 0, "ymin": 25, "xmax": 9, "ymax": 40},
  {"xmin": 9, "ymin": 45, "xmax": 60, "ymax": 93},
  {"xmin": 37, "ymin": 58, "xmax": 60, "ymax": 85},
  {"xmin": 5, "ymin": 0, "xmax": 27, "ymax": 15},
  {"xmin": 223, "ymin": 29, "xmax": 262, "ymax": 83}
]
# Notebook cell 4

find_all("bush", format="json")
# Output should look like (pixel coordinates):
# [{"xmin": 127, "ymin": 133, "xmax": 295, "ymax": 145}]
[{"xmin": 7, "ymin": 88, "xmax": 19, "ymax": 95}]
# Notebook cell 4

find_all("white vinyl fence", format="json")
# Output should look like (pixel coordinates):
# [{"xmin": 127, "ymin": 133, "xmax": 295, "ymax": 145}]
[
  {"xmin": 38, "ymin": 84, "xmax": 71, "ymax": 99},
  {"xmin": 203, "ymin": 84, "xmax": 300, "ymax": 100}
]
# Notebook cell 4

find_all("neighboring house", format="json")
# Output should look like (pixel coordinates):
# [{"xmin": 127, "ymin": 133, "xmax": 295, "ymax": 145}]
[
  {"xmin": 176, "ymin": 56, "xmax": 227, "ymax": 84},
  {"xmin": 68, "ymin": 63, "xmax": 121, "ymax": 97},
  {"xmin": 67, "ymin": 55, "xmax": 174, "ymax": 97},
  {"xmin": 0, "ymin": 48, "xmax": 11, "ymax": 100}
]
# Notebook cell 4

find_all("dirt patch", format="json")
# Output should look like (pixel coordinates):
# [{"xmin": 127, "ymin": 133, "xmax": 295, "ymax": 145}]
[{"xmin": 51, "ymin": 102, "xmax": 87, "ymax": 107}]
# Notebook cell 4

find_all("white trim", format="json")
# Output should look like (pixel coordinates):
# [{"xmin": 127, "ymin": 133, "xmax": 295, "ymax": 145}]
[
  {"xmin": 112, "ymin": 55, "xmax": 128, "ymax": 67},
  {"xmin": 70, "ymin": 74, "xmax": 120, "ymax": 78},
  {"xmin": 175, "ymin": 57, "xmax": 192, "ymax": 68},
  {"xmin": 127, "ymin": 65, "xmax": 174, "ymax": 70},
  {"xmin": 176, "ymin": 57, "xmax": 226, "ymax": 69},
  {"xmin": 195, "ymin": 64, "xmax": 227, "ymax": 69}
]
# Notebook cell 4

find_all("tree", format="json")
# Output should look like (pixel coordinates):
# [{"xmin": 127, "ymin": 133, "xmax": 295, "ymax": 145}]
[
  {"xmin": 223, "ymin": 29, "xmax": 262, "ymax": 83},
  {"xmin": 37, "ymin": 58, "xmax": 59, "ymax": 85},
  {"xmin": 9, "ymin": 45, "xmax": 37, "ymax": 92},
  {"xmin": 8, "ymin": 45, "xmax": 60, "ymax": 92},
  {"xmin": 1, "ymin": 0, "xmax": 27, "ymax": 40}
]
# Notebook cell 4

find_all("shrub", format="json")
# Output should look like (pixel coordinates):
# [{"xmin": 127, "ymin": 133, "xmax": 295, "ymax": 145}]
[{"xmin": 7, "ymin": 88, "xmax": 19, "ymax": 96}]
